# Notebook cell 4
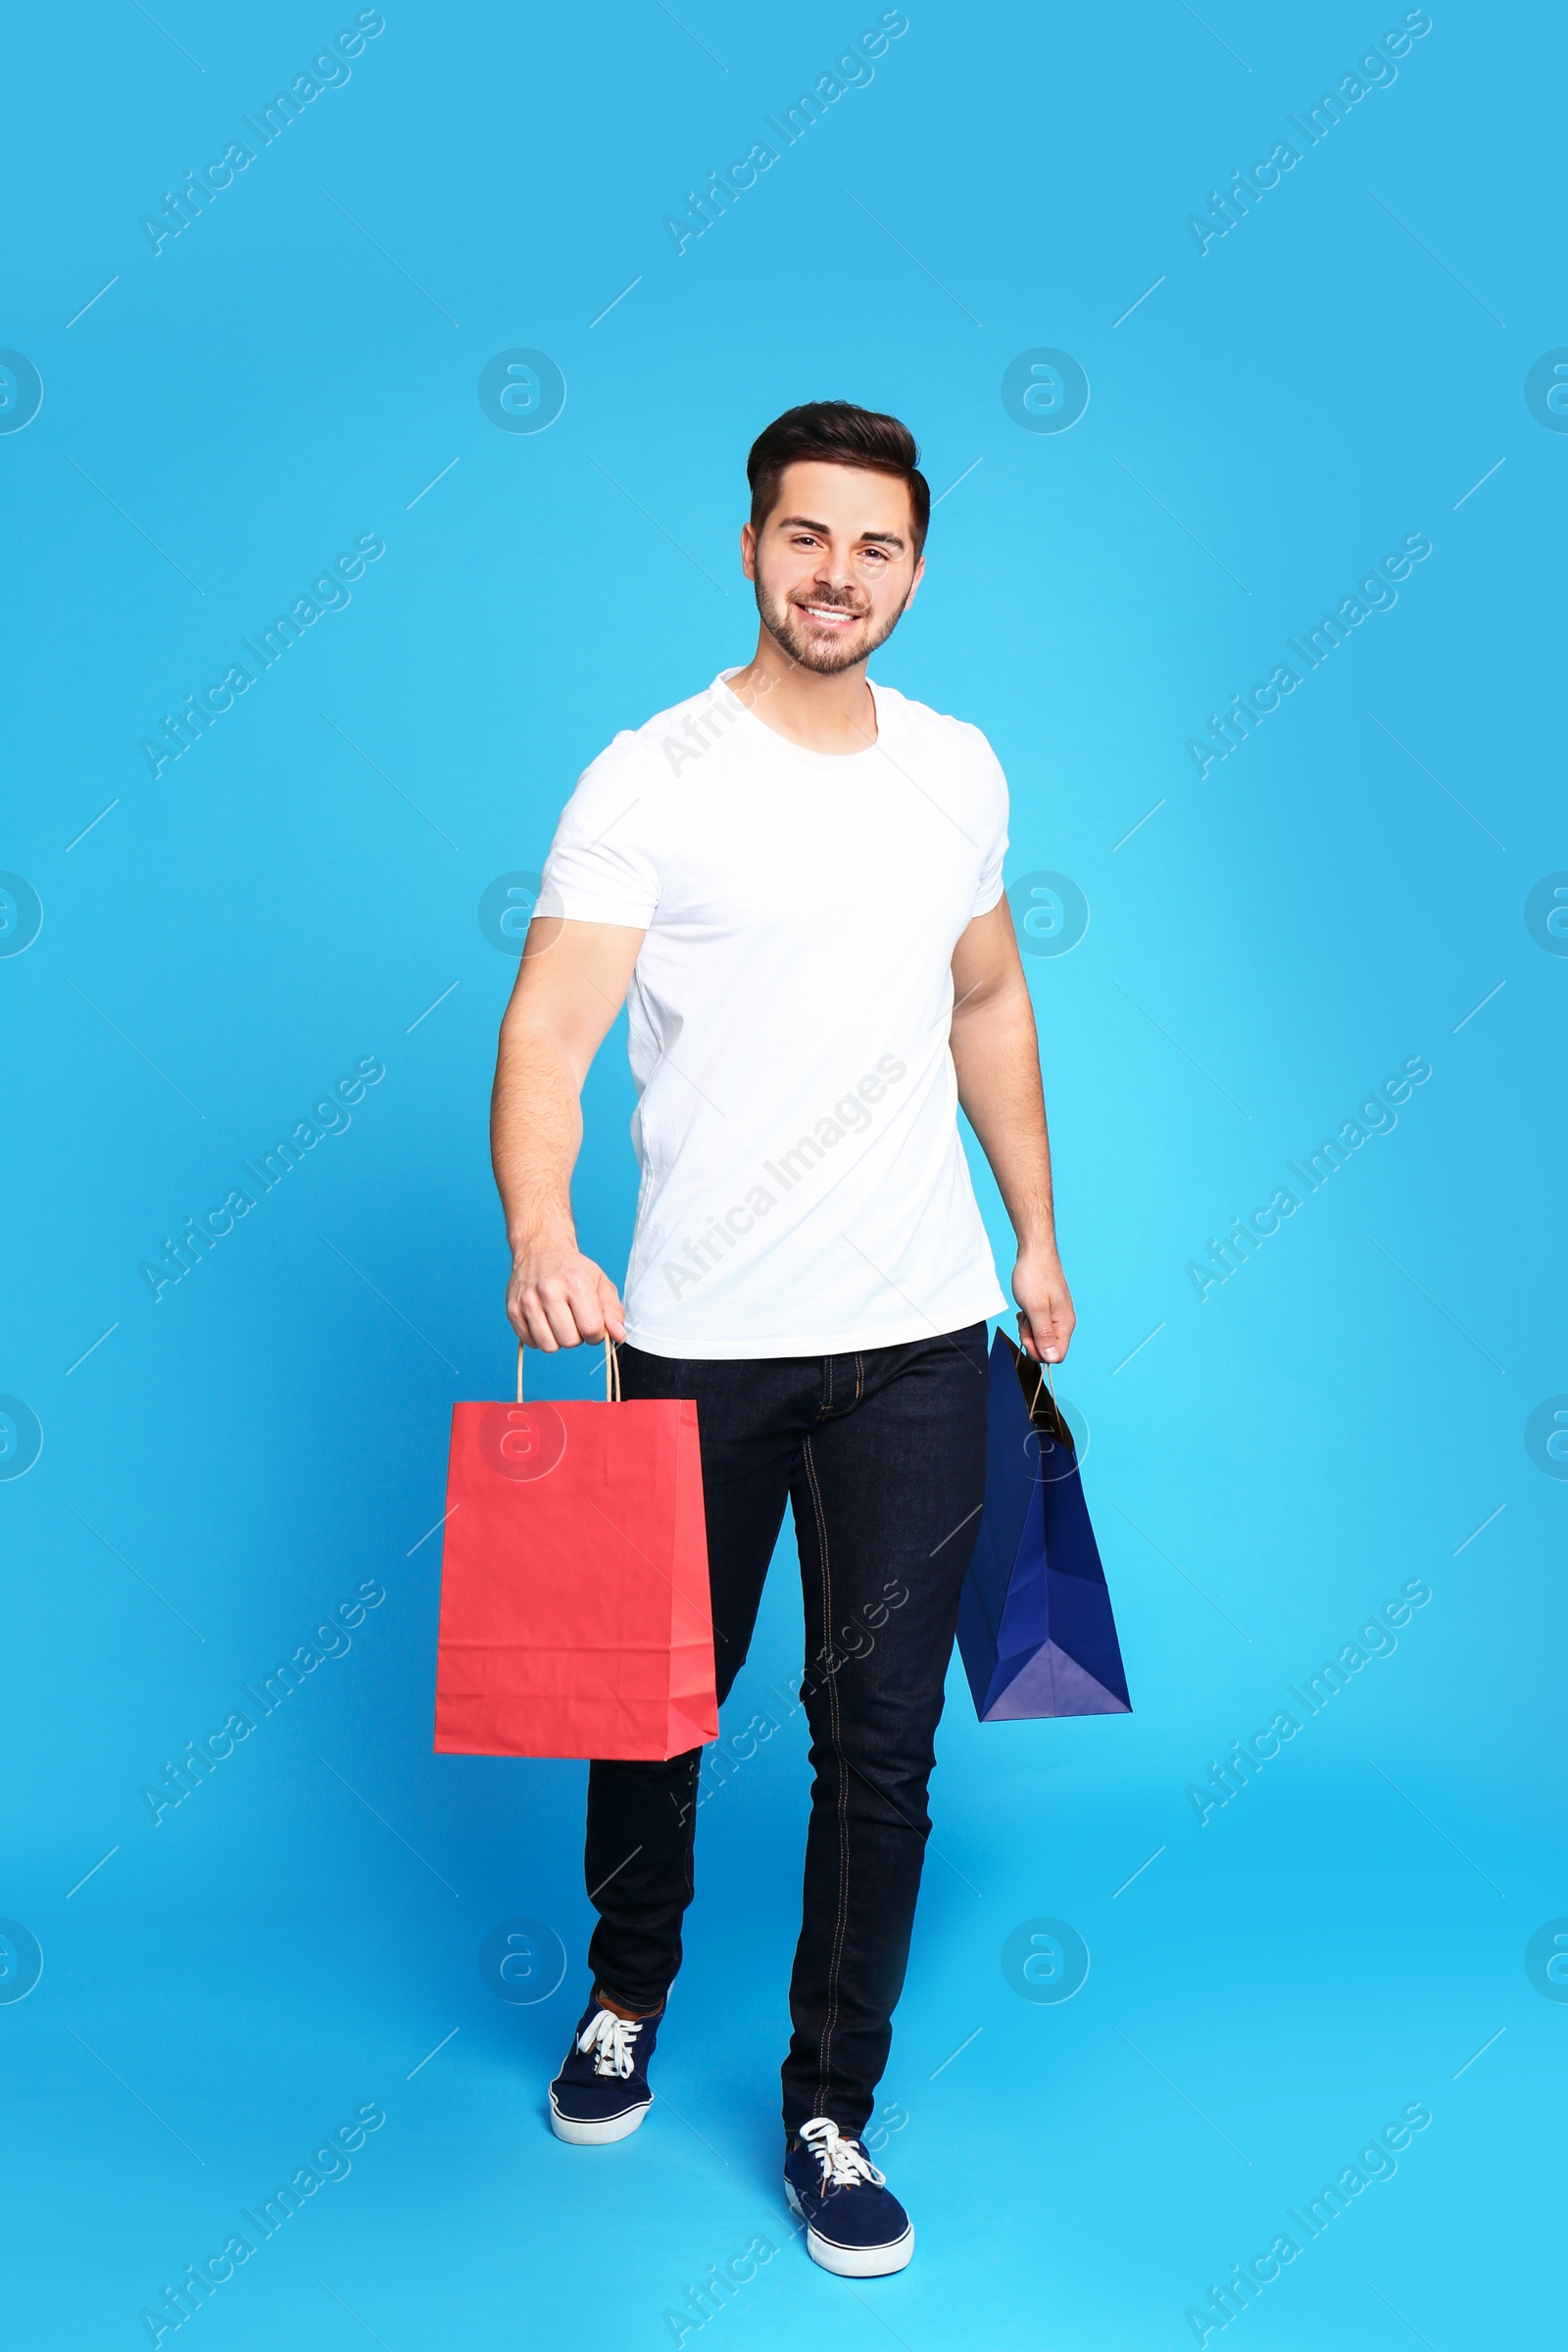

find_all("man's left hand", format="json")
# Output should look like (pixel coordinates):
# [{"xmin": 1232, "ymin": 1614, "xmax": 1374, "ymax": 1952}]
[{"xmin": 1013, "ymin": 1244, "xmax": 1075, "ymax": 1363}]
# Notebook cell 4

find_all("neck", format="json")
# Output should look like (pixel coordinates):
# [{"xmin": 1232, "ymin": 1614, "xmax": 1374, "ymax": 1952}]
[{"xmin": 725, "ymin": 626, "xmax": 877, "ymax": 755}]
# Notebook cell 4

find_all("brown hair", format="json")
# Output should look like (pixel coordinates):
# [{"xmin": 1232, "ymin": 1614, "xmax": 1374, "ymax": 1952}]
[{"xmin": 746, "ymin": 401, "xmax": 930, "ymax": 556}]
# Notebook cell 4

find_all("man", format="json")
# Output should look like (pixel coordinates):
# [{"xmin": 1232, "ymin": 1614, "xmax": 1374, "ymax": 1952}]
[{"xmin": 490, "ymin": 401, "xmax": 1074, "ymax": 2278}]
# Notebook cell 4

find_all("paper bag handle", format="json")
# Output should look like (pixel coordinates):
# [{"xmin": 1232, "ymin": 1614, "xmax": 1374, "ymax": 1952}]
[
  {"xmin": 515, "ymin": 1337, "xmax": 620, "ymax": 1404},
  {"xmin": 1017, "ymin": 1312, "xmax": 1057, "ymax": 1406}
]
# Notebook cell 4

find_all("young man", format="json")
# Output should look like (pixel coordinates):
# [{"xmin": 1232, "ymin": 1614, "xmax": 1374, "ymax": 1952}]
[{"xmin": 490, "ymin": 401, "xmax": 1074, "ymax": 2278}]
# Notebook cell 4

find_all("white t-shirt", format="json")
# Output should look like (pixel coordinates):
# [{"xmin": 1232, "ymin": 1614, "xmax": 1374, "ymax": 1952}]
[{"xmin": 537, "ymin": 671, "xmax": 1010, "ymax": 1359}]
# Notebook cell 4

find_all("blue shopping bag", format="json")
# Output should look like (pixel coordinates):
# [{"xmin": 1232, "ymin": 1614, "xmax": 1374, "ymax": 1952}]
[{"xmin": 956, "ymin": 1329, "xmax": 1131, "ymax": 1721}]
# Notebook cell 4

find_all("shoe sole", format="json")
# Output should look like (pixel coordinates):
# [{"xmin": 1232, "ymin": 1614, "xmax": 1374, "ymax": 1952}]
[
  {"xmin": 785, "ymin": 2180, "xmax": 915, "ymax": 2277},
  {"xmin": 549, "ymin": 2092, "xmax": 652, "ymax": 2146}
]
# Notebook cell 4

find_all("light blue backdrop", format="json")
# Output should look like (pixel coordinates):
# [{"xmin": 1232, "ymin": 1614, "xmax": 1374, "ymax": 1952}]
[{"xmin": 3, "ymin": 3, "xmax": 1562, "ymax": 2345}]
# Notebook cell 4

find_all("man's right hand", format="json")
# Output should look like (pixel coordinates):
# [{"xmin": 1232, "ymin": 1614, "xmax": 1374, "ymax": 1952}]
[{"xmin": 507, "ymin": 1235, "xmax": 627, "ymax": 1350}]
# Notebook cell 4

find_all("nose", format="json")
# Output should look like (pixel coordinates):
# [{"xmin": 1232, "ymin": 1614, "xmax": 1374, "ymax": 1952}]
[{"xmin": 811, "ymin": 548, "xmax": 859, "ymax": 598}]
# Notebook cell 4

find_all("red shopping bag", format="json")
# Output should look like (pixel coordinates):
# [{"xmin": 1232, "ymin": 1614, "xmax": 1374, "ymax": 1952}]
[{"xmin": 433, "ymin": 1341, "xmax": 717, "ymax": 1761}]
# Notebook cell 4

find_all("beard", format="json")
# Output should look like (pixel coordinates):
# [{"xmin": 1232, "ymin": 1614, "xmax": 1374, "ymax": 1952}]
[{"xmin": 753, "ymin": 576, "xmax": 910, "ymax": 675}]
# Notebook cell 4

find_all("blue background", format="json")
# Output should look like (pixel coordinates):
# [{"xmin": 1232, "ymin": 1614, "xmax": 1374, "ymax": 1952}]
[{"xmin": 2, "ymin": 2, "xmax": 1563, "ymax": 2344}]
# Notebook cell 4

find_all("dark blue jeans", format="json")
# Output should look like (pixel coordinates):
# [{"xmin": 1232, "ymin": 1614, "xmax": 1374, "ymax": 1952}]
[{"xmin": 583, "ymin": 1323, "xmax": 991, "ymax": 2138}]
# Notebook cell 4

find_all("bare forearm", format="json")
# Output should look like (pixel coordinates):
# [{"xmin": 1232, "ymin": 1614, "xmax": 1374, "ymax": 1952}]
[
  {"xmin": 490, "ymin": 1019, "xmax": 584, "ymax": 1252},
  {"xmin": 951, "ymin": 978, "xmax": 1075, "ymax": 1361},
  {"xmin": 489, "ymin": 915, "xmax": 642, "ymax": 1348},
  {"xmin": 951, "ymin": 985, "xmax": 1057, "ymax": 1249}
]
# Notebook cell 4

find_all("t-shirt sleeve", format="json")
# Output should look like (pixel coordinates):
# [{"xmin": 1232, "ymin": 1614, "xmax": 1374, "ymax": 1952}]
[
  {"xmin": 535, "ymin": 734, "xmax": 662, "ymax": 927},
  {"xmin": 971, "ymin": 738, "xmax": 1010, "ymax": 918}
]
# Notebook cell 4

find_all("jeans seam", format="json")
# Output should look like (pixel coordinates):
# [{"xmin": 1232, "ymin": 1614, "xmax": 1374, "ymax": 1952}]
[{"xmin": 803, "ymin": 1433, "xmax": 851, "ymax": 2122}]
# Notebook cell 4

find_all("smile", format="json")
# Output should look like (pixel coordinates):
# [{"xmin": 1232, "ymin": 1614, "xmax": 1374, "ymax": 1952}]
[{"xmin": 798, "ymin": 603, "xmax": 862, "ymax": 626}]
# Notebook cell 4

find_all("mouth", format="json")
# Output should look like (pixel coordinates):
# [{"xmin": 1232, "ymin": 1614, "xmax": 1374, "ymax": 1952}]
[{"xmin": 794, "ymin": 600, "xmax": 865, "ymax": 630}]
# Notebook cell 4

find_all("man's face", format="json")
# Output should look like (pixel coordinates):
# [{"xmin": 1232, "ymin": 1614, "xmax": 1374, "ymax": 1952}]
[{"xmin": 742, "ymin": 461, "xmax": 924, "ymax": 675}]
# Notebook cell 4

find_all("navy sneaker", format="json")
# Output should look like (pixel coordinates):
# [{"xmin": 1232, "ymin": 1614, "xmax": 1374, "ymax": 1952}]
[
  {"xmin": 549, "ymin": 1994, "xmax": 662, "ymax": 2144},
  {"xmin": 784, "ymin": 2117, "xmax": 914, "ymax": 2277}
]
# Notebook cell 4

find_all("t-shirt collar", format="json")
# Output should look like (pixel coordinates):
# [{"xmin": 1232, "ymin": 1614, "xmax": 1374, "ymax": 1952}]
[{"xmin": 714, "ymin": 668, "xmax": 885, "ymax": 763}]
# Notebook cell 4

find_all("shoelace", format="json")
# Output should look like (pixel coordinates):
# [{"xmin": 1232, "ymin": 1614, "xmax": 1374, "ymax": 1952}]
[
  {"xmin": 799, "ymin": 2116, "xmax": 887, "ymax": 2191},
  {"xmin": 577, "ymin": 2007, "xmax": 645, "ymax": 2081}
]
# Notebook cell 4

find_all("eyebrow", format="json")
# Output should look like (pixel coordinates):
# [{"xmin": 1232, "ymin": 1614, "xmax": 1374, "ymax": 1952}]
[{"xmin": 773, "ymin": 513, "xmax": 906, "ymax": 552}]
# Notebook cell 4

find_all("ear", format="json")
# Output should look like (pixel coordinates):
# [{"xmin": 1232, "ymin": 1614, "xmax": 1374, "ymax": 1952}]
[
  {"xmin": 740, "ymin": 519, "xmax": 759, "ymax": 581},
  {"xmin": 904, "ymin": 551, "xmax": 926, "ymax": 608}
]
